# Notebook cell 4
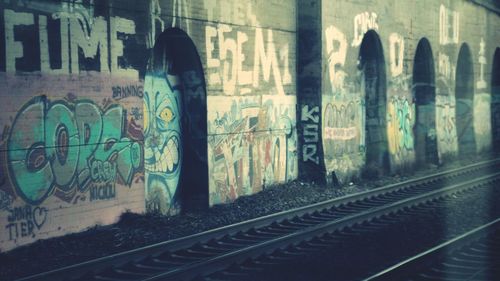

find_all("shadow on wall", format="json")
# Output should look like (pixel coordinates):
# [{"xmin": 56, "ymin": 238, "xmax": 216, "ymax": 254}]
[
  {"xmin": 358, "ymin": 30, "xmax": 389, "ymax": 179},
  {"xmin": 491, "ymin": 48, "xmax": 500, "ymax": 151},
  {"xmin": 143, "ymin": 28, "xmax": 208, "ymax": 215},
  {"xmin": 455, "ymin": 44, "xmax": 476, "ymax": 156},
  {"xmin": 413, "ymin": 38, "xmax": 439, "ymax": 166}
]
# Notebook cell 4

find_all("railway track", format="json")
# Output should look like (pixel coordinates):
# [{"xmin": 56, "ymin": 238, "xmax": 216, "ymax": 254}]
[
  {"xmin": 17, "ymin": 159, "xmax": 500, "ymax": 281},
  {"xmin": 364, "ymin": 218, "xmax": 500, "ymax": 281}
]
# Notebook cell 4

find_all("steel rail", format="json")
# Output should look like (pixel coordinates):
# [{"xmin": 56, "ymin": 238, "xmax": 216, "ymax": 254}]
[
  {"xmin": 156, "ymin": 172, "xmax": 500, "ymax": 281},
  {"xmin": 363, "ymin": 217, "xmax": 500, "ymax": 281},
  {"xmin": 16, "ymin": 158, "xmax": 500, "ymax": 281}
]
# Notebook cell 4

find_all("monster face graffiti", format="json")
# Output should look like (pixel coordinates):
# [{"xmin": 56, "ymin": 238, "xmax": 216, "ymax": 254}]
[{"xmin": 143, "ymin": 74, "xmax": 182, "ymax": 215}]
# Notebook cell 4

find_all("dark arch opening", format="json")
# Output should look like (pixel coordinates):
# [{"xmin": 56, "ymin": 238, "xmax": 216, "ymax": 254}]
[
  {"xmin": 491, "ymin": 48, "xmax": 500, "ymax": 151},
  {"xmin": 359, "ymin": 30, "xmax": 389, "ymax": 176},
  {"xmin": 144, "ymin": 28, "xmax": 208, "ymax": 215},
  {"xmin": 455, "ymin": 43, "xmax": 476, "ymax": 155},
  {"xmin": 413, "ymin": 38, "xmax": 438, "ymax": 165}
]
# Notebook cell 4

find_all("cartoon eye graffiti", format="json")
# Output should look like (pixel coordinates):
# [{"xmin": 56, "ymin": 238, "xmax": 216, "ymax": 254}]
[{"xmin": 159, "ymin": 107, "xmax": 175, "ymax": 124}]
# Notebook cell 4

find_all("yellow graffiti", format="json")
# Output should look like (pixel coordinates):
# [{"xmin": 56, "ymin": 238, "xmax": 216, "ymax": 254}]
[
  {"xmin": 159, "ymin": 107, "xmax": 174, "ymax": 124},
  {"xmin": 387, "ymin": 97, "xmax": 415, "ymax": 157}
]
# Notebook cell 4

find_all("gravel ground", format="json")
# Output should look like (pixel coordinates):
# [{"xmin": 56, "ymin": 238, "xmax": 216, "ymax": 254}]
[{"xmin": 0, "ymin": 153, "xmax": 494, "ymax": 280}]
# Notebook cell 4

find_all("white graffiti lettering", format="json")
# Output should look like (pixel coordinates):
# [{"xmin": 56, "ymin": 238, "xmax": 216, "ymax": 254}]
[
  {"xmin": 205, "ymin": 25, "xmax": 292, "ymax": 95},
  {"xmin": 389, "ymin": 33, "xmax": 405, "ymax": 77},
  {"xmin": 301, "ymin": 105, "xmax": 320, "ymax": 123},
  {"xmin": 477, "ymin": 38, "xmax": 487, "ymax": 89},
  {"xmin": 172, "ymin": 0, "xmax": 190, "ymax": 34},
  {"xmin": 3, "ymin": 9, "xmax": 138, "ymax": 77},
  {"xmin": 147, "ymin": 0, "xmax": 164, "ymax": 49},
  {"xmin": 4, "ymin": 9, "xmax": 34, "ymax": 73},
  {"xmin": 352, "ymin": 12, "xmax": 378, "ymax": 47},
  {"xmin": 301, "ymin": 105, "xmax": 320, "ymax": 164},
  {"xmin": 325, "ymin": 25, "xmax": 348, "ymax": 92},
  {"xmin": 439, "ymin": 4, "xmax": 459, "ymax": 45}
]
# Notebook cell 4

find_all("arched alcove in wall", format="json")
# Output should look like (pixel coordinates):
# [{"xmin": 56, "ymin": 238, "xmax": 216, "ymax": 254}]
[
  {"xmin": 491, "ymin": 48, "xmax": 500, "ymax": 151},
  {"xmin": 413, "ymin": 38, "xmax": 438, "ymax": 165},
  {"xmin": 359, "ymin": 30, "xmax": 389, "ymax": 174},
  {"xmin": 455, "ymin": 43, "xmax": 476, "ymax": 155},
  {"xmin": 143, "ymin": 28, "xmax": 208, "ymax": 215}
]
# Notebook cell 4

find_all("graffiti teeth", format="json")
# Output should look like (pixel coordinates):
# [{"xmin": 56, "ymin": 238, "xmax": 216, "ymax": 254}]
[
  {"xmin": 169, "ymin": 138, "xmax": 179, "ymax": 165},
  {"xmin": 163, "ymin": 137, "xmax": 179, "ymax": 173},
  {"xmin": 160, "ymin": 155, "xmax": 168, "ymax": 173},
  {"xmin": 166, "ymin": 151, "xmax": 174, "ymax": 172}
]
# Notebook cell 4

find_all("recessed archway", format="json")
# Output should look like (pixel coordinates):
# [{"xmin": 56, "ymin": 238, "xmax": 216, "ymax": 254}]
[
  {"xmin": 413, "ymin": 38, "xmax": 438, "ymax": 165},
  {"xmin": 143, "ymin": 28, "xmax": 208, "ymax": 215},
  {"xmin": 455, "ymin": 43, "xmax": 476, "ymax": 155},
  {"xmin": 491, "ymin": 48, "xmax": 500, "ymax": 151},
  {"xmin": 359, "ymin": 30, "xmax": 389, "ymax": 175}
]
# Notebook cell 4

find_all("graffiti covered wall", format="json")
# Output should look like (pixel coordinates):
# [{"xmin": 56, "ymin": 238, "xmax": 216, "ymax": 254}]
[
  {"xmin": 143, "ymin": 74, "xmax": 182, "ymax": 215},
  {"xmin": 0, "ymin": 76, "xmax": 144, "ymax": 251},
  {"xmin": 386, "ymin": 32, "xmax": 415, "ymax": 168},
  {"xmin": 322, "ymin": 8, "xmax": 416, "ymax": 180},
  {"xmin": 436, "ymin": 4, "xmax": 459, "ymax": 159},
  {"xmin": 320, "ymin": 0, "xmax": 499, "ymax": 180},
  {"xmin": 203, "ymin": 1, "xmax": 297, "ymax": 204},
  {"xmin": 322, "ymin": 24, "xmax": 365, "ymax": 182},
  {"xmin": 0, "ymin": 1, "xmax": 145, "ymax": 251},
  {"xmin": 0, "ymin": 0, "xmax": 298, "ymax": 250},
  {"xmin": 208, "ymin": 95, "xmax": 296, "ymax": 204},
  {"xmin": 1, "ymin": 0, "xmax": 500, "ymax": 253},
  {"xmin": 474, "ymin": 39, "xmax": 492, "ymax": 152}
]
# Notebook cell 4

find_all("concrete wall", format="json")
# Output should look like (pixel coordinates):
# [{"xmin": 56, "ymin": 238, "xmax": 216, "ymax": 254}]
[
  {"xmin": 0, "ymin": 0, "xmax": 296, "ymax": 252},
  {"xmin": 0, "ymin": 0, "xmax": 148, "ymax": 252},
  {"xmin": 0, "ymin": 0, "xmax": 498, "ymax": 252},
  {"xmin": 203, "ymin": 1, "xmax": 297, "ymax": 205},
  {"xmin": 319, "ymin": 0, "xmax": 500, "ymax": 182}
]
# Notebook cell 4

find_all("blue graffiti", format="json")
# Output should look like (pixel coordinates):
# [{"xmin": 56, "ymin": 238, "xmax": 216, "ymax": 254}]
[
  {"xmin": 144, "ymin": 73, "xmax": 182, "ymax": 214},
  {"xmin": 7, "ymin": 96, "xmax": 141, "ymax": 205}
]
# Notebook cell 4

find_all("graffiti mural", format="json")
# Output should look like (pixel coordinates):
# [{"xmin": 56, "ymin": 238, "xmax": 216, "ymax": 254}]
[
  {"xmin": 323, "ymin": 98, "xmax": 364, "ymax": 181},
  {"xmin": 436, "ymin": 93, "xmax": 458, "ymax": 157},
  {"xmin": 435, "ymin": 4, "xmax": 460, "ymax": 159},
  {"xmin": 203, "ymin": 3, "xmax": 295, "ymax": 204},
  {"xmin": 474, "ymin": 39, "xmax": 492, "ymax": 152},
  {"xmin": 323, "ymin": 24, "xmax": 365, "ymax": 182},
  {"xmin": 0, "ymin": 0, "xmax": 147, "ymax": 251},
  {"xmin": 387, "ymin": 32, "xmax": 415, "ymax": 168},
  {"xmin": 6, "ymin": 96, "xmax": 141, "ymax": 205},
  {"xmin": 387, "ymin": 96, "xmax": 415, "ymax": 163},
  {"xmin": 207, "ymin": 96, "xmax": 297, "ymax": 205},
  {"xmin": 143, "ymin": 74, "xmax": 182, "ymax": 215}
]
